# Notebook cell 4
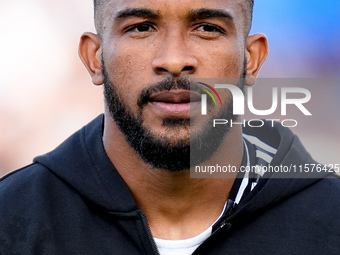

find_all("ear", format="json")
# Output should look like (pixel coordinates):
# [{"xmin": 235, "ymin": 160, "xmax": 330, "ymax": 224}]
[
  {"xmin": 79, "ymin": 32, "xmax": 103, "ymax": 85},
  {"xmin": 245, "ymin": 33, "xmax": 268, "ymax": 86}
]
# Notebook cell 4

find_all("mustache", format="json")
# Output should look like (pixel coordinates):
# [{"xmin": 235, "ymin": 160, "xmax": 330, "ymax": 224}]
[{"xmin": 137, "ymin": 76, "xmax": 202, "ymax": 108}]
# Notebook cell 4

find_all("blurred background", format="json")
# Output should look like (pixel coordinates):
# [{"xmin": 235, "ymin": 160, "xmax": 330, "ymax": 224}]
[{"xmin": 0, "ymin": 0, "xmax": 339, "ymax": 176}]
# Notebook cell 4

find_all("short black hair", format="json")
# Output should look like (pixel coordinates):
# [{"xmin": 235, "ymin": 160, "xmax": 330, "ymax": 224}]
[{"xmin": 94, "ymin": 0, "xmax": 254, "ymax": 35}]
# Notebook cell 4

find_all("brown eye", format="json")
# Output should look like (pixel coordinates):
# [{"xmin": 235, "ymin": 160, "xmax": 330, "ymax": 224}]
[
  {"xmin": 136, "ymin": 24, "xmax": 152, "ymax": 32},
  {"xmin": 197, "ymin": 24, "xmax": 222, "ymax": 33},
  {"xmin": 128, "ymin": 23, "xmax": 154, "ymax": 32}
]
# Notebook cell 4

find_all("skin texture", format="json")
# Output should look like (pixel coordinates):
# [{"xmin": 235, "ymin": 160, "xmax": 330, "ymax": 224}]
[{"xmin": 79, "ymin": 0, "xmax": 268, "ymax": 240}]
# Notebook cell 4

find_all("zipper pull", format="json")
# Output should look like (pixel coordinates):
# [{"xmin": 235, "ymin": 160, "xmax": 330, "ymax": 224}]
[{"xmin": 219, "ymin": 221, "xmax": 232, "ymax": 230}]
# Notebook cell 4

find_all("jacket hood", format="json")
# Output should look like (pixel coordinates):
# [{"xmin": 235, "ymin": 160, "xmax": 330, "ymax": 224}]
[
  {"xmin": 34, "ymin": 115, "xmax": 138, "ymax": 213},
  {"xmin": 34, "ymin": 115, "xmax": 334, "ymax": 216}
]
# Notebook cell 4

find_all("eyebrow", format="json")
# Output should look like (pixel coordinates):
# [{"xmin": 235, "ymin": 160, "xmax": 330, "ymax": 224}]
[
  {"xmin": 114, "ymin": 7, "xmax": 234, "ymax": 22},
  {"xmin": 188, "ymin": 8, "xmax": 234, "ymax": 21},
  {"xmin": 115, "ymin": 8, "xmax": 159, "ymax": 19}
]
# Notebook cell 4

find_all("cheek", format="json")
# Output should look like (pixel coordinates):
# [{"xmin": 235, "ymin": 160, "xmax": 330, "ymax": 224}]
[
  {"xmin": 103, "ymin": 45, "xmax": 154, "ymax": 111},
  {"xmin": 208, "ymin": 51, "xmax": 243, "ymax": 78},
  {"xmin": 193, "ymin": 40, "xmax": 244, "ymax": 78}
]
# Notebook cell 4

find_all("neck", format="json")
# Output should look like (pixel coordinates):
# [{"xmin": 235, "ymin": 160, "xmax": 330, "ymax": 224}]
[{"xmin": 103, "ymin": 113, "xmax": 244, "ymax": 239}]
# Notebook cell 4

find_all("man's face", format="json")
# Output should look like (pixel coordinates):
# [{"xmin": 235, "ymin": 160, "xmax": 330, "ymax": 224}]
[{"xmin": 99, "ymin": 0, "xmax": 249, "ymax": 170}]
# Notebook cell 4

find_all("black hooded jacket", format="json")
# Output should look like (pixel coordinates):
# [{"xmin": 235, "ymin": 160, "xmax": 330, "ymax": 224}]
[{"xmin": 1, "ymin": 115, "xmax": 339, "ymax": 254}]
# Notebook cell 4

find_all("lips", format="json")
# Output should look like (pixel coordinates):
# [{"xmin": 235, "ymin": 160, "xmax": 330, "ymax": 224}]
[{"xmin": 148, "ymin": 90, "xmax": 201, "ymax": 115}]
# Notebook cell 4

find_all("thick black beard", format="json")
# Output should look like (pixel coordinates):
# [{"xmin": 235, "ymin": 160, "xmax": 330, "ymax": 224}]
[{"xmin": 102, "ymin": 60, "xmax": 244, "ymax": 172}]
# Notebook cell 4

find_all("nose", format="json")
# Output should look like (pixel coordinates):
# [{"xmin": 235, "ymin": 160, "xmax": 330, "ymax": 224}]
[{"xmin": 152, "ymin": 34, "xmax": 198, "ymax": 77}]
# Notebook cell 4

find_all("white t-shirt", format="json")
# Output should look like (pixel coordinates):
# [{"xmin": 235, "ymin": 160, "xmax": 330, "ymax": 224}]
[
  {"xmin": 154, "ymin": 203, "xmax": 227, "ymax": 255},
  {"xmin": 154, "ymin": 226, "xmax": 212, "ymax": 255}
]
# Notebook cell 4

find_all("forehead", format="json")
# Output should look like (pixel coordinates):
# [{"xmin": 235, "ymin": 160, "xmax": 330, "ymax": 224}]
[
  {"xmin": 107, "ymin": 0, "xmax": 246, "ymax": 11},
  {"xmin": 99, "ymin": 0, "xmax": 248, "ymax": 29}
]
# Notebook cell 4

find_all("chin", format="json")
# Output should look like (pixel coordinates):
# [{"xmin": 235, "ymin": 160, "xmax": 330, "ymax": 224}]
[{"xmin": 151, "ymin": 128, "xmax": 191, "ymax": 147}]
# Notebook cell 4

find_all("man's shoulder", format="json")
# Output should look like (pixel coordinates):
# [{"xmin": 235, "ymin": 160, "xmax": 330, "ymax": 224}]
[
  {"xmin": 1, "ymin": 163, "xmax": 54, "ymax": 192},
  {"xmin": 0, "ymin": 114, "xmax": 105, "ymax": 201},
  {"xmin": 266, "ymin": 175, "xmax": 340, "ymax": 224},
  {"xmin": 0, "ymin": 163, "xmax": 66, "ymax": 209},
  {"xmin": 306, "ymin": 174, "xmax": 340, "ymax": 203},
  {"xmin": 280, "ymin": 175, "xmax": 340, "ymax": 234}
]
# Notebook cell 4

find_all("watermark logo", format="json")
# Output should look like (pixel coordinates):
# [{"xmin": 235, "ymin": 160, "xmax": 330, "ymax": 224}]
[
  {"xmin": 200, "ymin": 84, "xmax": 312, "ymax": 116},
  {"xmin": 197, "ymin": 82, "xmax": 222, "ymax": 115}
]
